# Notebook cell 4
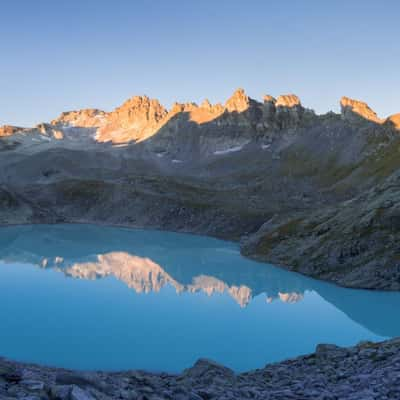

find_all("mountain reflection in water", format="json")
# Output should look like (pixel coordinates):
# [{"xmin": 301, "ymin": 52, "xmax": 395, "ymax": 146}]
[
  {"xmin": 0, "ymin": 224, "xmax": 400, "ymax": 339},
  {"xmin": 40, "ymin": 252, "xmax": 300, "ymax": 308}
]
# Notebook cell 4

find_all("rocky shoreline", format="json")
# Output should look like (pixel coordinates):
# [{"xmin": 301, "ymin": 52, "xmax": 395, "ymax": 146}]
[{"xmin": 1, "ymin": 338, "xmax": 399, "ymax": 399}]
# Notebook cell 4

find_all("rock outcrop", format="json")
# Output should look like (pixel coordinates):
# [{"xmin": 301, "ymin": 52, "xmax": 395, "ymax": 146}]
[
  {"xmin": 275, "ymin": 94, "xmax": 305, "ymax": 128},
  {"xmin": 0, "ymin": 125, "xmax": 23, "ymax": 136},
  {"xmin": 224, "ymin": 88, "xmax": 253, "ymax": 113},
  {"xmin": 52, "ymin": 109, "xmax": 107, "ymax": 128},
  {"xmin": 96, "ymin": 96, "xmax": 167, "ymax": 143},
  {"xmin": 340, "ymin": 96, "xmax": 382, "ymax": 123},
  {"xmin": 275, "ymin": 94, "xmax": 302, "ymax": 108},
  {"xmin": 386, "ymin": 113, "xmax": 400, "ymax": 130},
  {"xmin": 34, "ymin": 123, "xmax": 65, "ymax": 139}
]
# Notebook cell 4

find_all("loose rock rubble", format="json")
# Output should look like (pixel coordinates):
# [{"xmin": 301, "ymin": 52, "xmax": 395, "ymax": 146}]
[{"xmin": 1, "ymin": 338, "xmax": 400, "ymax": 399}]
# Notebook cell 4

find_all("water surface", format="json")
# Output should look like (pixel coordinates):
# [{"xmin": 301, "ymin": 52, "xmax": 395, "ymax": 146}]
[{"xmin": 0, "ymin": 224, "xmax": 399, "ymax": 372}]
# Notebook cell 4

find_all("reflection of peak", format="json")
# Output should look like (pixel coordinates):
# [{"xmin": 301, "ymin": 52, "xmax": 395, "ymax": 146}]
[
  {"xmin": 278, "ymin": 292, "xmax": 304, "ymax": 303},
  {"xmin": 266, "ymin": 292, "xmax": 304, "ymax": 304},
  {"xmin": 188, "ymin": 275, "xmax": 252, "ymax": 308},
  {"xmin": 63, "ymin": 252, "xmax": 183, "ymax": 294},
  {"xmin": 47, "ymin": 251, "xmax": 299, "ymax": 307}
]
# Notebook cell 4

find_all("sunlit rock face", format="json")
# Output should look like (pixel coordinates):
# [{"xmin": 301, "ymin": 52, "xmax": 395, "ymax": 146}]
[
  {"xmin": 0, "ymin": 125, "xmax": 23, "ymax": 137},
  {"xmin": 275, "ymin": 94, "xmax": 302, "ymax": 108},
  {"xmin": 225, "ymin": 88, "xmax": 253, "ymax": 113},
  {"xmin": 17, "ymin": 123, "xmax": 66, "ymax": 140},
  {"xmin": 386, "ymin": 113, "xmax": 400, "ymax": 130},
  {"xmin": 51, "ymin": 109, "xmax": 107, "ymax": 128},
  {"xmin": 186, "ymin": 100, "xmax": 225, "ymax": 124},
  {"xmin": 35, "ymin": 123, "xmax": 65, "ymax": 140},
  {"xmin": 96, "ymin": 96, "xmax": 168, "ymax": 143},
  {"xmin": 340, "ymin": 96, "xmax": 382, "ymax": 123},
  {"xmin": 275, "ymin": 94, "xmax": 305, "ymax": 129}
]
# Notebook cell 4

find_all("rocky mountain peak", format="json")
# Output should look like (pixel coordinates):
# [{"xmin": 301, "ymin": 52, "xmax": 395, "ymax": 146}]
[
  {"xmin": 225, "ymin": 88, "xmax": 252, "ymax": 113},
  {"xmin": 96, "ymin": 95, "xmax": 167, "ymax": 143},
  {"xmin": 276, "ymin": 94, "xmax": 302, "ymax": 108},
  {"xmin": 340, "ymin": 96, "xmax": 381, "ymax": 123},
  {"xmin": 51, "ymin": 109, "xmax": 106, "ymax": 128},
  {"xmin": 115, "ymin": 96, "xmax": 167, "ymax": 119},
  {"xmin": 35, "ymin": 123, "xmax": 64, "ymax": 140},
  {"xmin": 386, "ymin": 113, "xmax": 400, "ymax": 130},
  {"xmin": 263, "ymin": 95, "xmax": 276, "ymax": 104},
  {"xmin": 0, "ymin": 125, "xmax": 23, "ymax": 137},
  {"xmin": 169, "ymin": 102, "xmax": 198, "ymax": 115},
  {"xmin": 201, "ymin": 99, "xmax": 213, "ymax": 110}
]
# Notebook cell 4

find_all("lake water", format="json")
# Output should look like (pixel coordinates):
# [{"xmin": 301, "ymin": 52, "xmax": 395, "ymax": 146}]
[{"xmin": 0, "ymin": 224, "xmax": 399, "ymax": 373}]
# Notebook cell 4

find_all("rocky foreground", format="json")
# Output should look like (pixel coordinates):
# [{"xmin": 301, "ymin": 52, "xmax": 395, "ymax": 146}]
[{"xmin": 1, "ymin": 338, "xmax": 399, "ymax": 399}]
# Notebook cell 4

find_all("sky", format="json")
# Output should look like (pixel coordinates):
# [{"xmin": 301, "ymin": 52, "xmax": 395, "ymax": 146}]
[{"xmin": 1, "ymin": 0, "xmax": 399, "ymax": 127}]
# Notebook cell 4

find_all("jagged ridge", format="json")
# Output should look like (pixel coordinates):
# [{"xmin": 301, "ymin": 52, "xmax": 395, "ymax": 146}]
[{"xmin": 3, "ymin": 89, "xmax": 398, "ymax": 145}]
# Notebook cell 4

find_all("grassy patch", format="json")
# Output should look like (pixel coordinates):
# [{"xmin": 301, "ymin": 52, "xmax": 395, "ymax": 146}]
[{"xmin": 256, "ymin": 218, "xmax": 303, "ymax": 253}]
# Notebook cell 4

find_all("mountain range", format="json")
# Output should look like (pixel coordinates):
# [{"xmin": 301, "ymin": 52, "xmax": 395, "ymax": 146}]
[{"xmin": 1, "ymin": 88, "xmax": 400, "ymax": 290}]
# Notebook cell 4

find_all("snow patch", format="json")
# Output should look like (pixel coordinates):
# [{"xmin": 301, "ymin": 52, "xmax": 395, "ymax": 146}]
[
  {"xmin": 112, "ymin": 143, "xmax": 128, "ymax": 148},
  {"xmin": 214, "ymin": 145, "xmax": 244, "ymax": 155},
  {"xmin": 172, "ymin": 159, "xmax": 183, "ymax": 163},
  {"xmin": 261, "ymin": 144, "xmax": 270, "ymax": 150}
]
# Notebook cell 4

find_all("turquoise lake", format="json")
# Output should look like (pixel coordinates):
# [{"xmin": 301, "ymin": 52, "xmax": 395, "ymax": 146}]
[{"xmin": 0, "ymin": 224, "xmax": 399, "ymax": 373}]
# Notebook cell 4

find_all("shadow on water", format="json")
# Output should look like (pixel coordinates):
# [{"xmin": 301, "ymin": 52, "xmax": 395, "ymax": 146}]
[{"xmin": 0, "ymin": 224, "xmax": 399, "ymax": 339}]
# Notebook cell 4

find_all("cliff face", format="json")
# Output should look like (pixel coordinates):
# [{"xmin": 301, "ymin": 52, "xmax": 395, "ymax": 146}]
[
  {"xmin": 96, "ymin": 96, "xmax": 167, "ymax": 143},
  {"xmin": 0, "ymin": 125, "xmax": 23, "ymax": 137},
  {"xmin": 387, "ymin": 113, "xmax": 400, "ymax": 130},
  {"xmin": 51, "ymin": 108, "xmax": 107, "ymax": 128},
  {"xmin": 340, "ymin": 96, "xmax": 382, "ymax": 123},
  {"xmin": 0, "ymin": 89, "xmax": 400, "ymax": 290}
]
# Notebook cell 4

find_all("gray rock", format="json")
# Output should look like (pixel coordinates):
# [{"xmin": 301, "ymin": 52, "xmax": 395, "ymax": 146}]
[
  {"xmin": 49, "ymin": 384, "xmax": 72, "ymax": 400},
  {"xmin": 20, "ymin": 379, "xmax": 45, "ymax": 391},
  {"xmin": 55, "ymin": 372, "xmax": 94, "ymax": 388},
  {"xmin": 70, "ymin": 385, "xmax": 95, "ymax": 400}
]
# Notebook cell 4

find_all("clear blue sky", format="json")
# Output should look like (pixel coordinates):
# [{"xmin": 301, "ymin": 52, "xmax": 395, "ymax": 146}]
[{"xmin": 1, "ymin": 0, "xmax": 399, "ymax": 126}]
